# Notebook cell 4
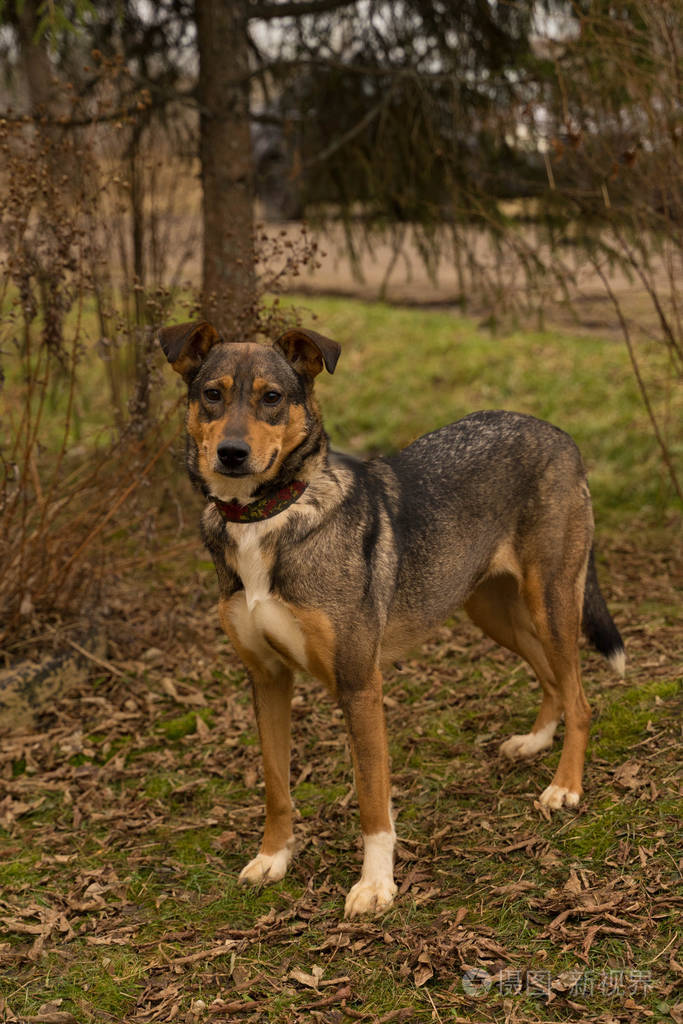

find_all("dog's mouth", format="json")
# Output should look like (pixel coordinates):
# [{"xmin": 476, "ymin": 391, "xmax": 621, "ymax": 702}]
[
  {"xmin": 212, "ymin": 448, "xmax": 278, "ymax": 480},
  {"xmin": 213, "ymin": 463, "xmax": 252, "ymax": 478}
]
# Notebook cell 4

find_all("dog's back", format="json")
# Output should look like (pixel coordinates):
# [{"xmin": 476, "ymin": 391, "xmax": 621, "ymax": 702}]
[{"xmin": 381, "ymin": 410, "xmax": 590, "ymax": 643}]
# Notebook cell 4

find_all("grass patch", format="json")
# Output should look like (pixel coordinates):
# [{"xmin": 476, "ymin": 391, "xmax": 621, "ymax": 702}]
[
  {"xmin": 159, "ymin": 709, "xmax": 213, "ymax": 741},
  {"xmin": 592, "ymin": 676, "xmax": 681, "ymax": 760},
  {"xmin": 299, "ymin": 296, "xmax": 680, "ymax": 529}
]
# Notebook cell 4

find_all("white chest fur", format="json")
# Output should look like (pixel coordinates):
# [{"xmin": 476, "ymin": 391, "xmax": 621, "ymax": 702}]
[
  {"xmin": 234, "ymin": 527, "xmax": 272, "ymax": 613},
  {"xmin": 226, "ymin": 524, "xmax": 308, "ymax": 672}
]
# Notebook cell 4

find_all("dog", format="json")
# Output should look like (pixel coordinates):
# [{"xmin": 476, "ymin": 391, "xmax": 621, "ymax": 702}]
[{"xmin": 159, "ymin": 319, "xmax": 625, "ymax": 918}]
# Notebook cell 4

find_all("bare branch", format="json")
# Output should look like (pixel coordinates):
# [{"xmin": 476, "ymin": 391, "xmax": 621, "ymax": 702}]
[
  {"xmin": 0, "ymin": 89, "xmax": 196, "ymax": 127},
  {"xmin": 248, "ymin": 0, "xmax": 359, "ymax": 20},
  {"xmin": 301, "ymin": 87, "xmax": 395, "ymax": 170},
  {"xmin": 593, "ymin": 259, "xmax": 682, "ymax": 504}
]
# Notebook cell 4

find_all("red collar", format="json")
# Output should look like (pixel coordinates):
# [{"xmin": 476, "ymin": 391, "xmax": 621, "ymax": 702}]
[{"xmin": 212, "ymin": 480, "xmax": 308, "ymax": 523}]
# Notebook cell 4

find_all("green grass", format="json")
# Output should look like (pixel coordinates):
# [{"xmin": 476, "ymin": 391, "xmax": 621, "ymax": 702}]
[
  {"xmin": 297, "ymin": 296, "xmax": 680, "ymax": 528},
  {"xmin": 3, "ymin": 293, "xmax": 679, "ymax": 528},
  {"xmin": 159, "ymin": 708, "xmax": 214, "ymax": 740},
  {"xmin": 1, "ymin": 296, "xmax": 681, "ymax": 1023},
  {"xmin": 592, "ymin": 676, "xmax": 680, "ymax": 760},
  {"xmin": 1, "ymin": 290, "xmax": 178, "ymax": 450}
]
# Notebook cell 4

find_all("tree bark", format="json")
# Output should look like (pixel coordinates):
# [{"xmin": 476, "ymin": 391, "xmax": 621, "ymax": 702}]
[
  {"xmin": 196, "ymin": 0, "xmax": 257, "ymax": 341},
  {"xmin": 12, "ymin": 0, "xmax": 72, "ymax": 355},
  {"xmin": 14, "ymin": 0, "xmax": 57, "ymax": 114}
]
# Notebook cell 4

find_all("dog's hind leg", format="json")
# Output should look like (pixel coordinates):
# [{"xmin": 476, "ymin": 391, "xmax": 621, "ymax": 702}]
[
  {"xmin": 465, "ymin": 575, "xmax": 563, "ymax": 760},
  {"xmin": 339, "ymin": 666, "xmax": 397, "ymax": 918},
  {"xmin": 521, "ymin": 563, "xmax": 591, "ymax": 809}
]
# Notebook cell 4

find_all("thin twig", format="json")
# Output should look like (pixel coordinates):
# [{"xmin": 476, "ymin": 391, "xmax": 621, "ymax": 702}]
[
  {"xmin": 592, "ymin": 260, "xmax": 682, "ymax": 503},
  {"xmin": 63, "ymin": 638, "xmax": 128, "ymax": 679},
  {"xmin": 56, "ymin": 420, "xmax": 183, "ymax": 581}
]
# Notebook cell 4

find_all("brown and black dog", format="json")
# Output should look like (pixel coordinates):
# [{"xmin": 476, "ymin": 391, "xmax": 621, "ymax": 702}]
[{"xmin": 159, "ymin": 319, "xmax": 625, "ymax": 918}]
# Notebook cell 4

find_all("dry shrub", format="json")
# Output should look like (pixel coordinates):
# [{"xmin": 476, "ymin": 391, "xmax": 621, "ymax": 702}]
[
  {"xmin": 0, "ymin": 78, "xmax": 188, "ymax": 652},
  {"xmin": 0, "ymin": 68, "xmax": 321, "ymax": 654},
  {"xmin": 541, "ymin": 3, "xmax": 682, "ymax": 499}
]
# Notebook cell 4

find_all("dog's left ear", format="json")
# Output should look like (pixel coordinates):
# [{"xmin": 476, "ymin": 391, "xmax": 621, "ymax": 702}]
[
  {"xmin": 274, "ymin": 327, "xmax": 341, "ymax": 379},
  {"xmin": 158, "ymin": 320, "xmax": 221, "ymax": 382}
]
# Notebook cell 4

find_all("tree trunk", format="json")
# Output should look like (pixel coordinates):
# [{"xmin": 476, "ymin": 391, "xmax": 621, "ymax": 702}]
[
  {"xmin": 12, "ymin": 0, "xmax": 71, "ymax": 356},
  {"xmin": 14, "ymin": 0, "xmax": 57, "ymax": 114},
  {"xmin": 195, "ymin": 0, "xmax": 257, "ymax": 341}
]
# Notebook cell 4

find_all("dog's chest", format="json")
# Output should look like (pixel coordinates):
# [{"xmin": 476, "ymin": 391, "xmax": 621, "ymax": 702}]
[
  {"xmin": 233, "ymin": 530, "xmax": 272, "ymax": 612},
  {"xmin": 227, "ymin": 528, "xmax": 308, "ymax": 669}
]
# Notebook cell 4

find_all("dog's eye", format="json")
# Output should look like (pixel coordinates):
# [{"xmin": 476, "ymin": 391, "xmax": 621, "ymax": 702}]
[
  {"xmin": 262, "ymin": 390, "xmax": 282, "ymax": 406},
  {"xmin": 203, "ymin": 388, "xmax": 222, "ymax": 403}
]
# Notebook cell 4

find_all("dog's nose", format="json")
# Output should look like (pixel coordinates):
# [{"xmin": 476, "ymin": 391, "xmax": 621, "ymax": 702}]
[{"xmin": 217, "ymin": 440, "xmax": 250, "ymax": 469}]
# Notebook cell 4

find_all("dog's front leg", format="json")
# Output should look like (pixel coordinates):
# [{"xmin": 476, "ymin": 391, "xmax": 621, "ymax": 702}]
[
  {"xmin": 219, "ymin": 597, "xmax": 296, "ymax": 885},
  {"xmin": 238, "ymin": 659, "xmax": 295, "ymax": 885},
  {"xmin": 339, "ymin": 668, "xmax": 397, "ymax": 918}
]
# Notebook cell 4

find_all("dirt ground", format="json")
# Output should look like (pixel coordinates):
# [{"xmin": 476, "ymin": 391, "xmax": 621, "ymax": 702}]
[
  {"xmin": 263, "ymin": 220, "xmax": 677, "ymax": 340},
  {"xmin": 0, "ymin": 529, "xmax": 681, "ymax": 1022}
]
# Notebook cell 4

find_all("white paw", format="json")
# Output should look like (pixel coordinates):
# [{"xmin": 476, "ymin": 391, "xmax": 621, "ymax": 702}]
[
  {"xmin": 344, "ymin": 877, "xmax": 397, "ymax": 918},
  {"xmin": 539, "ymin": 784, "xmax": 581, "ymax": 810},
  {"xmin": 238, "ymin": 844, "xmax": 292, "ymax": 885},
  {"xmin": 500, "ymin": 722, "xmax": 557, "ymax": 761}
]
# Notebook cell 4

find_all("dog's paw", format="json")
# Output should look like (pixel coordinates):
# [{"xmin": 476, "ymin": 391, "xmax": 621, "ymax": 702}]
[
  {"xmin": 344, "ymin": 877, "xmax": 397, "ymax": 918},
  {"xmin": 539, "ymin": 783, "xmax": 581, "ymax": 810},
  {"xmin": 500, "ymin": 723, "xmax": 557, "ymax": 761},
  {"xmin": 238, "ymin": 845, "xmax": 292, "ymax": 886}
]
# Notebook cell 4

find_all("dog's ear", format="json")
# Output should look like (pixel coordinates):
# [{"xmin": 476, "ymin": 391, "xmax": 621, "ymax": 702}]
[
  {"xmin": 274, "ymin": 327, "xmax": 341, "ymax": 379},
  {"xmin": 158, "ymin": 320, "xmax": 221, "ymax": 382}
]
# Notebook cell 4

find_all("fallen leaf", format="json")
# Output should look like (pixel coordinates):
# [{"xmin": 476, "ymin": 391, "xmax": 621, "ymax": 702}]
[
  {"xmin": 195, "ymin": 714, "xmax": 210, "ymax": 741},
  {"xmin": 614, "ymin": 760, "xmax": 645, "ymax": 789},
  {"xmin": 161, "ymin": 677, "xmax": 180, "ymax": 700},
  {"xmin": 413, "ymin": 963, "xmax": 434, "ymax": 987},
  {"xmin": 563, "ymin": 869, "xmax": 583, "ymax": 896},
  {"xmin": 26, "ymin": 1012, "xmax": 78, "ymax": 1024},
  {"xmin": 551, "ymin": 967, "xmax": 583, "ymax": 992},
  {"xmin": 289, "ymin": 965, "xmax": 323, "ymax": 989}
]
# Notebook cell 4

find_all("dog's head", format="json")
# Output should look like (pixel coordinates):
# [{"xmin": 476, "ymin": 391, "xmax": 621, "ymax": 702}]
[{"xmin": 158, "ymin": 320, "xmax": 340, "ymax": 500}]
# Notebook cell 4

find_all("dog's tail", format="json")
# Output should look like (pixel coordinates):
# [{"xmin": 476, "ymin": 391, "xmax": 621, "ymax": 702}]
[{"xmin": 582, "ymin": 547, "xmax": 625, "ymax": 675}]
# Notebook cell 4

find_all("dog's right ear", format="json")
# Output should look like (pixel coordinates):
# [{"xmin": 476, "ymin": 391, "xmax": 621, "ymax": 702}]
[{"xmin": 158, "ymin": 320, "xmax": 221, "ymax": 382}]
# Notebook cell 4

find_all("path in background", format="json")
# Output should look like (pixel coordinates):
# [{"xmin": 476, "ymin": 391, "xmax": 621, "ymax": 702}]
[{"xmin": 259, "ymin": 218, "xmax": 674, "ymax": 339}]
